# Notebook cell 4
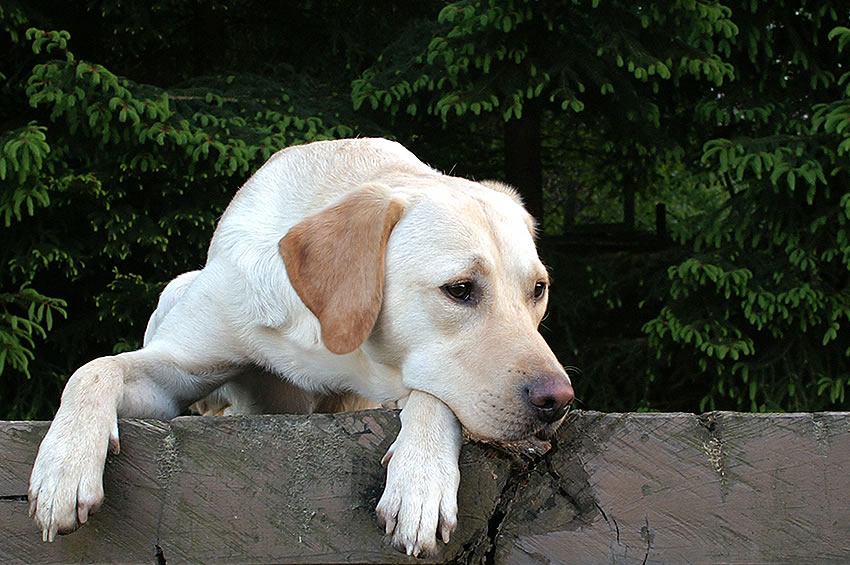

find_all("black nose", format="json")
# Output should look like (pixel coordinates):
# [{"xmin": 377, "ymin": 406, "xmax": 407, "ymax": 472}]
[{"xmin": 525, "ymin": 375, "xmax": 575, "ymax": 423}]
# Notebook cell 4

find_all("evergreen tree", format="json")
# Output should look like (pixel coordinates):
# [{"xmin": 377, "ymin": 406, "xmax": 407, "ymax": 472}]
[
  {"xmin": 0, "ymin": 0, "xmax": 424, "ymax": 418},
  {"xmin": 1, "ymin": 0, "xmax": 847, "ymax": 417},
  {"xmin": 353, "ymin": 0, "xmax": 850, "ymax": 411}
]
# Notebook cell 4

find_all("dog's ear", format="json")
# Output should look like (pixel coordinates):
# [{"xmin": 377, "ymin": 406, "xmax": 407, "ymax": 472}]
[{"xmin": 279, "ymin": 184, "xmax": 404, "ymax": 355}]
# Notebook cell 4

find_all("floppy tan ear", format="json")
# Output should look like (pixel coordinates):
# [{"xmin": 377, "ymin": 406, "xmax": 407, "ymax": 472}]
[{"xmin": 279, "ymin": 184, "xmax": 405, "ymax": 355}]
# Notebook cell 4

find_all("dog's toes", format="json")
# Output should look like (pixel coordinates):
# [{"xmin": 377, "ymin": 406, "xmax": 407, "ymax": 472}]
[
  {"xmin": 438, "ymin": 491, "xmax": 458, "ymax": 543},
  {"xmin": 29, "ymin": 464, "xmax": 105, "ymax": 541},
  {"xmin": 380, "ymin": 441, "xmax": 396, "ymax": 467},
  {"xmin": 376, "ymin": 490, "xmax": 427, "ymax": 556},
  {"xmin": 43, "ymin": 517, "xmax": 58, "ymax": 543},
  {"xmin": 394, "ymin": 510, "xmax": 438, "ymax": 557},
  {"xmin": 439, "ymin": 515, "xmax": 456, "ymax": 544},
  {"xmin": 391, "ymin": 529, "xmax": 435, "ymax": 558},
  {"xmin": 375, "ymin": 497, "xmax": 397, "ymax": 536},
  {"xmin": 76, "ymin": 494, "xmax": 103, "ymax": 525},
  {"xmin": 29, "ymin": 413, "xmax": 113, "ymax": 543},
  {"xmin": 31, "ymin": 489, "xmax": 80, "ymax": 542},
  {"xmin": 108, "ymin": 422, "xmax": 120, "ymax": 455},
  {"xmin": 376, "ymin": 477, "xmax": 445, "ymax": 556}
]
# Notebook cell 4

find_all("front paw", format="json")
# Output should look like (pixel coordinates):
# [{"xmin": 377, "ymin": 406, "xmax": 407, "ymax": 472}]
[
  {"xmin": 375, "ymin": 440, "xmax": 460, "ymax": 556},
  {"xmin": 28, "ymin": 417, "xmax": 117, "ymax": 541}
]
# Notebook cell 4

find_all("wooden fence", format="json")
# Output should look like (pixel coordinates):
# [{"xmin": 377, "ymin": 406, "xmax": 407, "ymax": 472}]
[{"xmin": 2, "ymin": 410, "xmax": 848, "ymax": 564}]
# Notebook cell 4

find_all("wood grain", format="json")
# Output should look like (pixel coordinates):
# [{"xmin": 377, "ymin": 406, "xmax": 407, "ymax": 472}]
[
  {"xmin": 495, "ymin": 411, "xmax": 850, "ymax": 565},
  {"xmin": 2, "ymin": 411, "xmax": 848, "ymax": 564}
]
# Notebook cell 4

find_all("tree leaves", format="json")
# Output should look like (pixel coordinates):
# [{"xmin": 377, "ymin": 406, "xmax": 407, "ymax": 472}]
[
  {"xmin": 0, "ymin": 286, "xmax": 67, "ymax": 379},
  {"xmin": 641, "ymin": 17, "xmax": 850, "ymax": 412},
  {"xmin": 355, "ymin": 0, "xmax": 737, "ymax": 124},
  {"xmin": 1, "ymin": 18, "xmax": 362, "ymax": 417},
  {"xmin": 2, "ymin": 1, "xmax": 849, "ymax": 418}
]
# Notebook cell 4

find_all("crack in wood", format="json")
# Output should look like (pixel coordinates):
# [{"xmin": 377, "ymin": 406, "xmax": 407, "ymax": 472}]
[
  {"xmin": 473, "ymin": 440, "xmax": 554, "ymax": 565},
  {"xmin": 154, "ymin": 543, "xmax": 167, "ymax": 565},
  {"xmin": 481, "ymin": 472, "xmax": 520, "ymax": 565},
  {"xmin": 153, "ymin": 423, "xmax": 179, "ymax": 555},
  {"xmin": 639, "ymin": 515, "xmax": 654, "ymax": 565},
  {"xmin": 697, "ymin": 412, "xmax": 730, "ymax": 500},
  {"xmin": 594, "ymin": 501, "xmax": 619, "ymax": 545}
]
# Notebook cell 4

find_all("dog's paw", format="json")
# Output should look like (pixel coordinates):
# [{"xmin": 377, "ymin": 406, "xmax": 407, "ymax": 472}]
[
  {"xmin": 375, "ymin": 438, "xmax": 460, "ymax": 556},
  {"xmin": 28, "ymin": 416, "xmax": 118, "ymax": 542}
]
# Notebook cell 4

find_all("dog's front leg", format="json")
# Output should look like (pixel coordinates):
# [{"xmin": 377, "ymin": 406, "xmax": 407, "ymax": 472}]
[
  {"xmin": 28, "ymin": 349, "xmax": 192, "ymax": 541},
  {"xmin": 28, "ymin": 357, "xmax": 128, "ymax": 541},
  {"xmin": 376, "ymin": 390, "xmax": 462, "ymax": 556}
]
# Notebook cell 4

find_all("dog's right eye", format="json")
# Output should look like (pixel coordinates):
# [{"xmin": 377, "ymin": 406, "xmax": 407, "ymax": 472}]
[{"xmin": 442, "ymin": 281, "xmax": 476, "ymax": 304}]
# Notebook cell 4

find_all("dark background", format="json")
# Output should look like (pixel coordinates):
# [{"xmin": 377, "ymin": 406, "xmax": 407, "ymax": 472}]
[{"xmin": 1, "ymin": 0, "xmax": 848, "ymax": 418}]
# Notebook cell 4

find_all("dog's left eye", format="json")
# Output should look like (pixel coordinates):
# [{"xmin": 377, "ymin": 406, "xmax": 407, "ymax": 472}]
[
  {"xmin": 533, "ymin": 281, "xmax": 548, "ymax": 300},
  {"xmin": 442, "ymin": 281, "xmax": 476, "ymax": 304}
]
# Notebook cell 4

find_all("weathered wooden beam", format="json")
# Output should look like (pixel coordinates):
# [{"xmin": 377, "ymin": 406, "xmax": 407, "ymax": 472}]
[{"xmin": 2, "ymin": 411, "xmax": 848, "ymax": 564}]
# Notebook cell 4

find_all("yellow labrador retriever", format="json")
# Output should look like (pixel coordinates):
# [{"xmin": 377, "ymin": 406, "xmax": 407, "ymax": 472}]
[{"xmin": 28, "ymin": 138, "xmax": 574, "ymax": 556}]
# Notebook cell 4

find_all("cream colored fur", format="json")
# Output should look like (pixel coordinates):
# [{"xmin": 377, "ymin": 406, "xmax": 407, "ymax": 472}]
[{"xmin": 28, "ymin": 138, "xmax": 573, "ymax": 556}]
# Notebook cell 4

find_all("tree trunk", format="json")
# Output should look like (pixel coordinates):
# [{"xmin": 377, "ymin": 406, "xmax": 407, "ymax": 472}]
[{"xmin": 504, "ymin": 102, "xmax": 544, "ymax": 222}]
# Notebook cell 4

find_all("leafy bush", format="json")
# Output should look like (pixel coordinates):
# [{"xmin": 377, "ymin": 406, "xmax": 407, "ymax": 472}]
[
  {"xmin": 1, "ymin": 1, "xmax": 847, "ymax": 418},
  {"xmin": 642, "ymin": 23, "xmax": 850, "ymax": 411},
  {"xmin": 0, "ymin": 9, "xmax": 359, "ymax": 418},
  {"xmin": 353, "ymin": 0, "xmax": 850, "ymax": 412}
]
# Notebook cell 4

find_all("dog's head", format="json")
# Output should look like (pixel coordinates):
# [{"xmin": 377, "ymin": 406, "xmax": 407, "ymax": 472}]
[{"xmin": 279, "ymin": 176, "xmax": 574, "ymax": 441}]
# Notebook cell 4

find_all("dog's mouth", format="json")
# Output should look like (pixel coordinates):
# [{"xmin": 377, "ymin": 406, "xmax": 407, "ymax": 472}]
[
  {"xmin": 460, "ymin": 406, "xmax": 571, "ymax": 443},
  {"xmin": 533, "ymin": 406, "xmax": 571, "ymax": 440},
  {"xmin": 450, "ymin": 383, "xmax": 574, "ymax": 442}
]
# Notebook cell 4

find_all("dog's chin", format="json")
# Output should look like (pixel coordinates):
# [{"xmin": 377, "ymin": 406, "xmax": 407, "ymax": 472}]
[
  {"xmin": 534, "ymin": 423, "xmax": 560, "ymax": 440},
  {"xmin": 533, "ymin": 413, "xmax": 570, "ymax": 440},
  {"xmin": 462, "ymin": 415, "xmax": 567, "ymax": 443}
]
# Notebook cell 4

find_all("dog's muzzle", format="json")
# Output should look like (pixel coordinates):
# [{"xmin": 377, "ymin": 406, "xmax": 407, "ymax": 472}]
[{"xmin": 525, "ymin": 374, "xmax": 575, "ymax": 424}]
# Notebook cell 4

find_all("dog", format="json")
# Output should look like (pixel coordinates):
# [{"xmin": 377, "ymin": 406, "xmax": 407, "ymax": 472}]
[
  {"xmin": 143, "ymin": 271, "xmax": 384, "ymax": 417},
  {"xmin": 28, "ymin": 138, "xmax": 575, "ymax": 556}
]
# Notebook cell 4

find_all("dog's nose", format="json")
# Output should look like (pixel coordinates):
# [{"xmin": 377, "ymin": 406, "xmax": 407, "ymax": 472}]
[{"xmin": 525, "ymin": 375, "xmax": 574, "ymax": 423}]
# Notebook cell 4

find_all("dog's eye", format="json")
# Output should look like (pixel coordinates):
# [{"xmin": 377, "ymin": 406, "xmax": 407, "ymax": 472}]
[
  {"xmin": 442, "ymin": 281, "xmax": 476, "ymax": 303},
  {"xmin": 533, "ymin": 281, "xmax": 548, "ymax": 300}
]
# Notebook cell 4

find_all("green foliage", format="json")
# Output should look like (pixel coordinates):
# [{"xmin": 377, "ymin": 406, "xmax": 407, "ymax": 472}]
[
  {"xmin": 353, "ymin": 0, "xmax": 736, "ymax": 123},
  {"xmin": 640, "ymin": 5, "xmax": 850, "ymax": 412},
  {"xmin": 1, "ymin": 0, "xmax": 847, "ymax": 418},
  {"xmin": 354, "ymin": 0, "xmax": 850, "ymax": 413},
  {"xmin": 0, "ymin": 286, "xmax": 67, "ymax": 377},
  {"xmin": 0, "ymin": 3, "xmax": 367, "ymax": 419}
]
